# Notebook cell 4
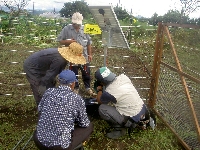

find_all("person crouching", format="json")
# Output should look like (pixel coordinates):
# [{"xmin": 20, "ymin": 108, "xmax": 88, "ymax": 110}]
[{"xmin": 33, "ymin": 69, "xmax": 93, "ymax": 150}]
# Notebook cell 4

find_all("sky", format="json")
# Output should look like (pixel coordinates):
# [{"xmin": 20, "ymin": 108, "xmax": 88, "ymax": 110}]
[{"xmin": 25, "ymin": 0, "xmax": 200, "ymax": 18}]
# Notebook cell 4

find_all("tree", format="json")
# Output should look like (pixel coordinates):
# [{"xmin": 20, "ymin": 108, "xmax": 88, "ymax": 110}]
[
  {"xmin": 149, "ymin": 13, "xmax": 159, "ymax": 26},
  {"xmin": 2, "ymin": 0, "xmax": 30, "ymax": 17},
  {"xmin": 188, "ymin": 17, "xmax": 200, "ymax": 25},
  {"xmin": 148, "ymin": 13, "xmax": 164, "ymax": 26},
  {"xmin": 148, "ymin": 10, "xmax": 190, "ymax": 25},
  {"xmin": 59, "ymin": 1, "xmax": 91, "ymax": 19},
  {"xmin": 114, "ymin": 5, "xmax": 131, "ymax": 20},
  {"xmin": 159, "ymin": 10, "xmax": 189, "ymax": 24},
  {"xmin": 163, "ymin": 10, "xmax": 182, "ymax": 23},
  {"xmin": 59, "ymin": 1, "xmax": 130, "ymax": 22}
]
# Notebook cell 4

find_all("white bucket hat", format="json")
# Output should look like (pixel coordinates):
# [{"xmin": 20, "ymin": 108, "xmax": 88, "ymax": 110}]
[
  {"xmin": 71, "ymin": 12, "xmax": 83, "ymax": 25},
  {"xmin": 58, "ymin": 42, "xmax": 86, "ymax": 65}
]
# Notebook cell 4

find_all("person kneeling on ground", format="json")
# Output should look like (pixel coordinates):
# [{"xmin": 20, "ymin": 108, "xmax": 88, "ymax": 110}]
[
  {"xmin": 94, "ymin": 67, "xmax": 155, "ymax": 139},
  {"xmin": 33, "ymin": 69, "xmax": 93, "ymax": 150}
]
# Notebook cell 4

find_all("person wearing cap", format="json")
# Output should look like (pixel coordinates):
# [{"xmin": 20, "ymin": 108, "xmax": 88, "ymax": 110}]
[
  {"xmin": 94, "ymin": 67, "xmax": 156, "ymax": 139},
  {"xmin": 57, "ymin": 12, "xmax": 96, "ymax": 97},
  {"xmin": 33, "ymin": 69, "xmax": 93, "ymax": 150},
  {"xmin": 23, "ymin": 42, "xmax": 86, "ymax": 106}
]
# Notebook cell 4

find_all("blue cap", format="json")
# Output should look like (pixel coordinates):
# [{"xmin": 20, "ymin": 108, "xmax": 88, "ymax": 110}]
[{"xmin": 58, "ymin": 70, "xmax": 78, "ymax": 84}]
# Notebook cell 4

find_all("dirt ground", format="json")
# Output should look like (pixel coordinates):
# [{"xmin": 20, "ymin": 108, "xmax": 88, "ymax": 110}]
[{"xmin": 0, "ymin": 44, "xmax": 184, "ymax": 149}]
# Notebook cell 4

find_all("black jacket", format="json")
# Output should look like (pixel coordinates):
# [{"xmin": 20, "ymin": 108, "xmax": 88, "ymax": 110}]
[{"xmin": 23, "ymin": 48, "xmax": 68, "ymax": 88}]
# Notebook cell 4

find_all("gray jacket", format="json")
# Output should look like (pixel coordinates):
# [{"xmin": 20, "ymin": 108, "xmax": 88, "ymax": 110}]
[
  {"xmin": 23, "ymin": 48, "xmax": 68, "ymax": 88},
  {"xmin": 57, "ymin": 24, "xmax": 92, "ymax": 62}
]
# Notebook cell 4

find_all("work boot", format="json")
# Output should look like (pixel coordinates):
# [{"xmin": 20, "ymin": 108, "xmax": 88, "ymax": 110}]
[
  {"xmin": 106, "ymin": 128, "xmax": 126, "ymax": 139},
  {"xmin": 73, "ymin": 143, "xmax": 84, "ymax": 150}
]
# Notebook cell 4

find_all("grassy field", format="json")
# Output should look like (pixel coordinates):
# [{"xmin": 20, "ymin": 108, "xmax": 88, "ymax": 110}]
[
  {"xmin": 0, "ymin": 43, "xmax": 185, "ymax": 150},
  {"xmin": 0, "ymin": 16, "xmax": 192, "ymax": 149}
]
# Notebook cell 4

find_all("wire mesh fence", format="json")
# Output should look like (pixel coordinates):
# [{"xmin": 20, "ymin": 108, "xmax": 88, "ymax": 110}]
[
  {"xmin": 1, "ymin": 15, "xmax": 200, "ymax": 149},
  {"xmin": 149, "ymin": 23, "xmax": 200, "ymax": 150}
]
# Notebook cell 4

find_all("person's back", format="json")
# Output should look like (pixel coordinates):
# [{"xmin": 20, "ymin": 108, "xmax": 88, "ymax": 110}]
[
  {"xmin": 37, "ymin": 85, "xmax": 89, "ymax": 148},
  {"xmin": 23, "ymin": 42, "xmax": 86, "ymax": 106},
  {"xmin": 105, "ymin": 73, "xmax": 144, "ymax": 117},
  {"xmin": 33, "ymin": 70, "xmax": 93, "ymax": 150},
  {"xmin": 94, "ymin": 67, "xmax": 155, "ymax": 139},
  {"xmin": 24, "ymin": 48, "xmax": 67, "ymax": 80}
]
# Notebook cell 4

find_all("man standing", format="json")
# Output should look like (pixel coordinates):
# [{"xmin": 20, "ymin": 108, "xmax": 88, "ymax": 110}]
[
  {"xmin": 57, "ymin": 12, "xmax": 96, "ymax": 97},
  {"xmin": 33, "ymin": 69, "xmax": 93, "ymax": 150},
  {"xmin": 23, "ymin": 42, "xmax": 86, "ymax": 105},
  {"xmin": 94, "ymin": 67, "xmax": 155, "ymax": 139}
]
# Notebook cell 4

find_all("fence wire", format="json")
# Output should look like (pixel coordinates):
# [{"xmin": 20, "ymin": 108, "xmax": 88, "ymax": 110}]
[
  {"xmin": 156, "ymin": 65, "xmax": 200, "ymax": 149},
  {"xmin": 1, "ymin": 16, "xmax": 200, "ymax": 149},
  {"xmin": 151, "ymin": 23, "xmax": 200, "ymax": 150}
]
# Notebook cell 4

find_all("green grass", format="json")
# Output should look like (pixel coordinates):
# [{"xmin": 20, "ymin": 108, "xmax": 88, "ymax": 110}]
[
  {"xmin": 1, "ymin": 16, "xmax": 199, "ymax": 150},
  {"xmin": 0, "ymin": 43, "xmax": 185, "ymax": 150},
  {"xmin": 0, "ymin": 96, "xmax": 184, "ymax": 150}
]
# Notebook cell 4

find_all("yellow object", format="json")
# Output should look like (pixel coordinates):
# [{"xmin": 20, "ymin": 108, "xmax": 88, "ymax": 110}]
[
  {"xmin": 58, "ymin": 42, "xmax": 86, "ymax": 65},
  {"xmin": 84, "ymin": 24, "xmax": 102, "ymax": 34},
  {"xmin": 83, "ymin": 141, "xmax": 87, "ymax": 146}
]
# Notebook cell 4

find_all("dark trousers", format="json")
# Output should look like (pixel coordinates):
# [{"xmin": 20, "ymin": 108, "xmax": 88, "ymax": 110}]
[
  {"xmin": 23, "ymin": 62, "xmax": 55, "ymax": 106},
  {"xmin": 98, "ymin": 104, "xmax": 126, "ymax": 126},
  {"xmin": 33, "ymin": 123, "xmax": 93, "ymax": 150},
  {"xmin": 70, "ymin": 64, "xmax": 91, "ymax": 89},
  {"xmin": 24, "ymin": 74, "xmax": 42, "ymax": 106}
]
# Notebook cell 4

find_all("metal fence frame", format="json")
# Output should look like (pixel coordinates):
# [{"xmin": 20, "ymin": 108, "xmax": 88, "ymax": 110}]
[
  {"xmin": 149, "ymin": 22, "xmax": 200, "ymax": 150},
  {"xmin": 1, "ymin": 16, "xmax": 200, "ymax": 149}
]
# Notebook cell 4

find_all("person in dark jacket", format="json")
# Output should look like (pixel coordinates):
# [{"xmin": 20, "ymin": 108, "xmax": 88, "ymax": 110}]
[{"xmin": 23, "ymin": 42, "xmax": 86, "ymax": 105}]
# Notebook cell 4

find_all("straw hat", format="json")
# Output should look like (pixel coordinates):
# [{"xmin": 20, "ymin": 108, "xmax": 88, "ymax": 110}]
[{"xmin": 58, "ymin": 42, "xmax": 86, "ymax": 65}]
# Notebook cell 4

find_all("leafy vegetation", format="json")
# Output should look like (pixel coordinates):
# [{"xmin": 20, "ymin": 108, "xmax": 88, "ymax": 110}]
[
  {"xmin": 0, "ymin": 45, "xmax": 185, "ymax": 150},
  {"xmin": 148, "ymin": 10, "xmax": 200, "ymax": 26},
  {"xmin": 59, "ymin": 1, "xmax": 91, "ymax": 19},
  {"xmin": 1, "ymin": 2, "xmax": 199, "ymax": 149}
]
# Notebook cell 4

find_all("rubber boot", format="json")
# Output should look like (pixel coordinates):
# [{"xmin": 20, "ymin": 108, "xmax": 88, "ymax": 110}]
[
  {"xmin": 73, "ymin": 143, "xmax": 84, "ymax": 150},
  {"xmin": 106, "ymin": 126, "xmax": 126, "ymax": 139}
]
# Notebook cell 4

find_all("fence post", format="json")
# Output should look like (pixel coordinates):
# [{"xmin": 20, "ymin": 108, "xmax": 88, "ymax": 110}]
[{"xmin": 148, "ymin": 22, "xmax": 164, "ymax": 108}]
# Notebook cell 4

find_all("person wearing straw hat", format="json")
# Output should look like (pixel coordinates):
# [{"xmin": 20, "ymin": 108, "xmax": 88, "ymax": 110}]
[
  {"xmin": 23, "ymin": 42, "xmax": 86, "ymax": 106},
  {"xmin": 57, "ymin": 12, "xmax": 96, "ymax": 97},
  {"xmin": 33, "ymin": 69, "xmax": 93, "ymax": 150}
]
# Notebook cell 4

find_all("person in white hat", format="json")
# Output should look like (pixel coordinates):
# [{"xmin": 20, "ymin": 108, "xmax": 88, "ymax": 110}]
[
  {"xmin": 23, "ymin": 42, "xmax": 86, "ymax": 106},
  {"xmin": 57, "ymin": 12, "xmax": 96, "ymax": 97},
  {"xmin": 33, "ymin": 69, "xmax": 93, "ymax": 150}
]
